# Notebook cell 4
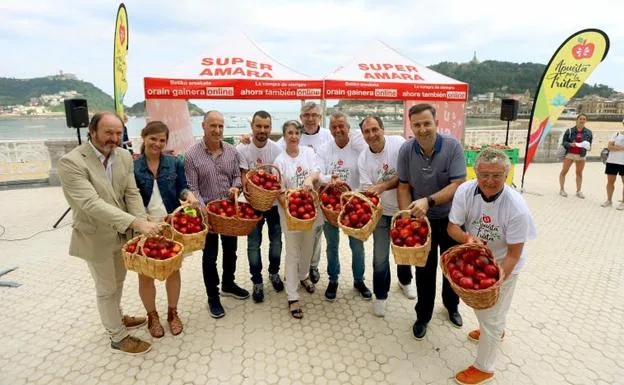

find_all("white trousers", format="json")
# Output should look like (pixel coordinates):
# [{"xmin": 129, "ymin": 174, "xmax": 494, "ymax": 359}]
[
  {"xmin": 474, "ymin": 274, "xmax": 518, "ymax": 373},
  {"xmin": 284, "ymin": 229, "xmax": 317, "ymax": 301},
  {"xmin": 86, "ymin": 252, "xmax": 129, "ymax": 343}
]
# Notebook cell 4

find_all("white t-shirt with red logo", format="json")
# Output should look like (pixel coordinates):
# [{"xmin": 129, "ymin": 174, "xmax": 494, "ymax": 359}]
[
  {"xmin": 449, "ymin": 179, "xmax": 536, "ymax": 275},
  {"xmin": 274, "ymin": 146, "xmax": 323, "ymax": 232},
  {"xmin": 317, "ymin": 137, "xmax": 368, "ymax": 190},
  {"xmin": 358, "ymin": 135, "xmax": 405, "ymax": 216},
  {"xmin": 236, "ymin": 140, "xmax": 282, "ymax": 170}
]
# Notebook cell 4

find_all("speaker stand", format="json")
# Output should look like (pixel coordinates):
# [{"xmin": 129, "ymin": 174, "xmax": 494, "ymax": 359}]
[
  {"xmin": 504, "ymin": 121, "xmax": 510, "ymax": 146},
  {"xmin": 53, "ymin": 127, "xmax": 83, "ymax": 229}
]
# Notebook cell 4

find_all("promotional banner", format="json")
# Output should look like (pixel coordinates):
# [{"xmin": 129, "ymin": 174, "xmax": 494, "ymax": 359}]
[
  {"xmin": 113, "ymin": 3, "xmax": 129, "ymax": 117},
  {"xmin": 404, "ymin": 100, "xmax": 466, "ymax": 142},
  {"xmin": 521, "ymin": 29, "xmax": 609, "ymax": 187},
  {"xmin": 143, "ymin": 34, "xmax": 322, "ymax": 100}
]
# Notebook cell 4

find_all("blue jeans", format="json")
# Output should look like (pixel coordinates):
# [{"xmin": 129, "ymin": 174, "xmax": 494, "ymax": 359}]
[
  {"xmin": 247, "ymin": 206, "xmax": 282, "ymax": 284},
  {"xmin": 323, "ymin": 222, "xmax": 365, "ymax": 283},
  {"xmin": 372, "ymin": 215, "xmax": 392, "ymax": 300}
]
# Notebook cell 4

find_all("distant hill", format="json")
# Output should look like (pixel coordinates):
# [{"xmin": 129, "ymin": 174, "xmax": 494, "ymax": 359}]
[
  {"xmin": 335, "ymin": 60, "xmax": 616, "ymax": 108},
  {"xmin": 0, "ymin": 75, "xmax": 115, "ymax": 111},
  {"xmin": 126, "ymin": 101, "xmax": 205, "ymax": 117},
  {"xmin": 429, "ymin": 60, "xmax": 615, "ymax": 97}
]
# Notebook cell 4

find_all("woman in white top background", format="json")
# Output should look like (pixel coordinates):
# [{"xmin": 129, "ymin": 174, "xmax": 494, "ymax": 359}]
[
  {"xmin": 134, "ymin": 121, "xmax": 199, "ymax": 338},
  {"xmin": 601, "ymin": 119, "xmax": 624, "ymax": 209}
]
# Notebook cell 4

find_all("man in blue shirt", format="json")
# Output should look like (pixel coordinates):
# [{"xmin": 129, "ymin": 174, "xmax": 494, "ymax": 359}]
[{"xmin": 397, "ymin": 103, "xmax": 466, "ymax": 340}]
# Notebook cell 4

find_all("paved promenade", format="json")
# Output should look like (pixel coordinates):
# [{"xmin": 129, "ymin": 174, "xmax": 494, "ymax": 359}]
[{"xmin": 0, "ymin": 162, "xmax": 622, "ymax": 385}]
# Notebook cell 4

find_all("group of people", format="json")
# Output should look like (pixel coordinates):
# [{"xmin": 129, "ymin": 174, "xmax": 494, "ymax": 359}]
[
  {"xmin": 559, "ymin": 114, "xmax": 624, "ymax": 209},
  {"xmin": 58, "ymin": 102, "xmax": 536, "ymax": 385}
]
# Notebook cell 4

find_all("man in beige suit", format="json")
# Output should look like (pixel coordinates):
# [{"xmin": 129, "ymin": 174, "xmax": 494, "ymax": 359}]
[{"xmin": 58, "ymin": 112, "xmax": 160, "ymax": 355}]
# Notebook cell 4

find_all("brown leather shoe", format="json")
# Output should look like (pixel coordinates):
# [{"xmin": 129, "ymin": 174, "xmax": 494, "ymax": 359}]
[
  {"xmin": 147, "ymin": 311, "xmax": 164, "ymax": 338},
  {"xmin": 167, "ymin": 307, "xmax": 183, "ymax": 336},
  {"xmin": 122, "ymin": 314, "xmax": 147, "ymax": 329},
  {"xmin": 110, "ymin": 335, "xmax": 152, "ymax": 355}
]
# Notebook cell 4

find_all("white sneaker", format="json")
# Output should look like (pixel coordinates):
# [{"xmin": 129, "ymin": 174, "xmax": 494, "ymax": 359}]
[
  {"xmin": 617, "ymin": 203, "xmax": 624, "ymax": 211},
  {"xmin": 601, "ymin": 201, "xmax": 612, "ymax": 208},
  {"xmin": 559, "ymin": 190, "xmax": 568, "ymax": 197},
  {"xmin": 576, "ymin": 191, "xmax": 585, "ymax": 199},
  {"xmin": 373, "ymin": 299, "xmax": 386, "ymax": 317},
  {"xmin": 398, "ymin": 282, "xmax": 417, "ymax": 299}
]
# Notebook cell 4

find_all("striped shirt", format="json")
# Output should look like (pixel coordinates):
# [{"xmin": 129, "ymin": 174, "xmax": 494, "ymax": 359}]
[{"xmin": 184, "ymin": 139, "xmax": 242, "ymax": 206}]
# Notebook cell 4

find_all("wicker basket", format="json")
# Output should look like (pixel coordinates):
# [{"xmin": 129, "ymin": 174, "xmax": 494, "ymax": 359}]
[
  {"xmin": 440, "ymin": 243, "xmax": 505, "ymax": 310},
  {"xmin": 167, "ymin": 204, "xmax": 208, "ymax": 253},
  {"xmin": 337, "ymin": 191, "xmax": 383, "ymax": 242},
  {"xmin": 390, "ymin": 210, "xmax": 432, "ymax": 267},
  {"xmin": 122, "ymin": 224, "xmax": 184, "ymax": 281},
  {"xmin": 243, "ymin": 164, "xmax": 282, "ymax": 212},
  {"xmin": 282, "ymin": 189, "xmax": 319, "ymax": 231},
  {"xmin": 319, "ymin": 183, "xmax": 351, "ymax": 227},
  {"xmin": 206, "ymin": 194, "xmax": 262, "ymax": 237}
]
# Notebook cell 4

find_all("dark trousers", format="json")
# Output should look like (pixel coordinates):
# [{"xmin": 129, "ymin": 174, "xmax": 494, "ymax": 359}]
[
  {"xmin": 202, "ymin": 233, "xmax": 238, "ymax": 298},
  {"xmin": 405, "ymin": 217, "xmax": 460, "ymax": 323},
  {"xmin": 247, "ymin": 206, "xmax": 282, "ymax": 284}
]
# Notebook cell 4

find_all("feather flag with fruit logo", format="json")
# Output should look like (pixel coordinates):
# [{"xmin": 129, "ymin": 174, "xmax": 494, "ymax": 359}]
[
  {"xmin": 521, "ymin": 29, "xmax": 609, "ymax": 188},
  {"xmin": 113, "ymin": 3, "xmax": 129, "ymax": 117}
]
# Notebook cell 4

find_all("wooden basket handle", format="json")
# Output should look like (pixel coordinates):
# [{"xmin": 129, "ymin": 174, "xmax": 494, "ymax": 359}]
[{"xmin": 340, "ymin": 190, "xmax": 374, "ymax": 209}]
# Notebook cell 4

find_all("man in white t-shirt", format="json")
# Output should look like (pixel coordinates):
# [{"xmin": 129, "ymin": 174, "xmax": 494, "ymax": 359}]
[
  {"xmin": 601, "ymin": 121, "xmax": 624, "ymax": 209},
  {"xmin": 357, "ymin": 116, "xmax": 406, "ymax": 316},
  {"xmin": 238, "ymin": 111, "xmax": 284, "ymax": 303},
  {"xmin": 318, "ymin": 112, "xmax": 371, "ymax": 301},
  {"xmin": 447, "ymin": 148, "xmax": 536, "ymax": 385}
]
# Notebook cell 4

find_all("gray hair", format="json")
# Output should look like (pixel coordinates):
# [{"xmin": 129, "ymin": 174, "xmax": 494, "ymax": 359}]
[
  {"xmin": 329, "ymin": 111, "xmax": 350, "ymax": 128},
  {"xmin": 300, "ymin": 102, "xmax": 320, "ymax": 114},
  {"xmin": 282, "ymin": 120, "xmax": 302, "ymax": 135},
  {"xmin": 475, "ymin": 148, "xmax": 511, "ymax": 173},
  {"xmin": 203, "ymin": 110, "xmax": 223, "ymax": 121}
]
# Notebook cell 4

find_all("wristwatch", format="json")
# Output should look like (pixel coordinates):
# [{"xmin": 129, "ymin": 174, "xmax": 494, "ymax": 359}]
[{"xmin": 427, "ymin": 196, "xmax": 436, "ymax": 208}]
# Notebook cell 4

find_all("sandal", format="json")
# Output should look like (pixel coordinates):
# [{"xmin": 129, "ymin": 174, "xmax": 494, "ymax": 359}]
[
  {"xmin": 300, "ymin": 278, "xmax": 315, "ymax": 294},
  {"xmin": 147, "ymin": 310, "xmax": 165, "ymax": 338},
  {"xmin": 288, "ymin": 300, "xmax": 303, "ymax": 319},
  {"xmin": 167, "ymin": 307, "xmax": 183, "ymax": 336}
]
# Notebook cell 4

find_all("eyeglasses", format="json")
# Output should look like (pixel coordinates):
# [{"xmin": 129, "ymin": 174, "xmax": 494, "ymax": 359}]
[
  {"xmin": 301, "ymin": 113, "xmax": 320, "ymax": 119},
  {"xmin": 476, "ymin": 172, "xmax": 505, "ymax": 181}
]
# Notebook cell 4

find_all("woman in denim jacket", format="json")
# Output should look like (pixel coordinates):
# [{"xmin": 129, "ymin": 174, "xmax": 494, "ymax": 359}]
[
  {"xmin": 559, "ymin": 114, "xmax": 593, "ymax": 198},
  {"xmin": 134, "ymin": 121, "xmax": 199, "ymax": 338}
]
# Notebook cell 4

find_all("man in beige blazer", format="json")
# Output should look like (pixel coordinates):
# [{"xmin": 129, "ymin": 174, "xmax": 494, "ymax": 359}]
[{"xmin": 58, "ymin": 111, "xmax": 160, "ymax": 355}]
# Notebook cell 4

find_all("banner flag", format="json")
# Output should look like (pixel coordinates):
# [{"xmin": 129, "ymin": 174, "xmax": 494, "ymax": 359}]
[
  {"xmin": 113, "ymin": 3, "xmax": 129, "ymax": 117},
  {"xmin": 521, "ymin": 29, "xmax": 609, "ymax": 187}
]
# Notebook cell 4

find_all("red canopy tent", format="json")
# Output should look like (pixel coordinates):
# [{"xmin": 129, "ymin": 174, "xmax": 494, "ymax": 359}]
[
  {"xmin": 322, "ymin": 40, "xmax": 469, "ymax": 141},
  {"xmin": 142, "ymin": 34, "xmax": 322, "ymax": 152}
]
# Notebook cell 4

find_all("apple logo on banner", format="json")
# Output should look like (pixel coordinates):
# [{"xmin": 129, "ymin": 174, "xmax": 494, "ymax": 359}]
[
  {"xmin": 572, "ymin": 38, "xmax": 595, "ymax": 60},
  {"xmin": 119, "ymin": 24, "xmax": 126, "ymax": 46}
]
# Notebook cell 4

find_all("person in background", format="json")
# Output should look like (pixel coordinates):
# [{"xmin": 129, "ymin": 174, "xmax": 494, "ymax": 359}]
[
  {"xmin": 57, "ymin": 111, "xmax": 160, "ymax": 355},
  {"xmin": 133, "ymin": 121, "xmax": 199, "ymax": 338},
  {"xmin": 273, "ymin": 120, "xmax": 323, "ymax": 319},
  {"xmin": 237, "ymin": 110, "xmax": 284, "ymax": 303},
  {"xmin": 184, "ymin": 110, "xmax": 249, "ymax": 319},
  {"xmin": 600, "ymin": 118, "xmax": 624, "ymax": 209},
  {"xmin": 447, "ymin": 148, "xmax": 536, "ymax": 385},
  {"xmin": 121, "ymin": 113, "xmax": 134, "ymax": 155},
  {"xmin": 559, "ymin": 114, "xmax": 593, "ymax": 198},
  {"xmin": 358, "ymin": 115, "xmax": 406, "ymax": 316},
  {"xmin": 317, "ymin": 112, "xmax": 371, "ymax": 301},
  {"xmin": 397, "ymin": 103, "xmax": 465, "ymax": 340}
]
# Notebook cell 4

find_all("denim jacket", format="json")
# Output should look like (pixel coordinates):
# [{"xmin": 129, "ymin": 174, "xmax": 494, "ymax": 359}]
[
  {"xmin": 134, "ymin": 154, "xmax": 189, "ymax": 214},
  {"xmin": 562, "ymin": 127, "xmax": 593, "ymax": 157}
]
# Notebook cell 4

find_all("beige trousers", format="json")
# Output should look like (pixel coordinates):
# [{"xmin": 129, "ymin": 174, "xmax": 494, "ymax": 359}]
[{"xmin": 86, "ymin": 252, "xmax": 129, "ymax": 343}]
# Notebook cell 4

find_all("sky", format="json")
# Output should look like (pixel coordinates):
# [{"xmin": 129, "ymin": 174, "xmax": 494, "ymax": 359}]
[{"xmin": 0, "ymin": 0, "xmax": 622, "ymax": 112}]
